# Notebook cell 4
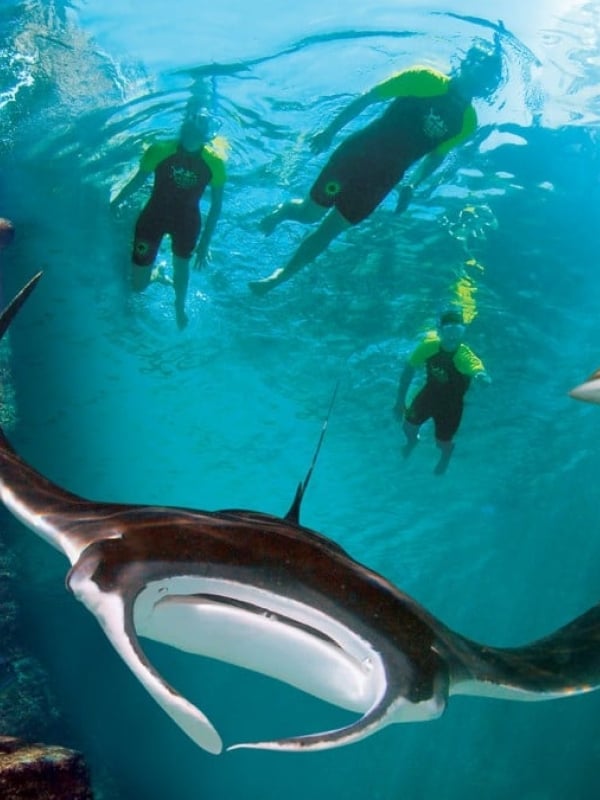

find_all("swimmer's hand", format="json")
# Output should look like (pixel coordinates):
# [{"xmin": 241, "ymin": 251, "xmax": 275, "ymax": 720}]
[
  {"xmin": 392, "ymin": 402, "xmax": 407, "ymax": 421},
  {"xmin": 193, "ymin": 250, "xmax": 207, "ymax": 270},
  {"xmin": 395, "ymin": 184, "xmax": 414, "ymax": 215},
  {"xmin": 193, "ymin": 241, "xmax": 211, "ymax": 270},
  {"xmin": 310, "ymin": 128, "xmax": 334, "ymax": 155},
  {"xmin": 474, "ymin": 371, "xmax": 492, "ymax": 386}
]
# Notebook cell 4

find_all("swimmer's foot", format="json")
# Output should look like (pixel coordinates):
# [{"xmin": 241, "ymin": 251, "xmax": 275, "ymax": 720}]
[
  {"xmin": 434, "ymin": 443, "xmax": 454, "ymax": 476},
  {"xmin": 248, "ymin": 279, "xmax": 274, "ymax": 296},
  {"xmin": 402, "ymin": 438, "xmax": 419, "ymax": 459},
  {"xmin": 248, "ymin": 269, "xmax": 285, "ymax": 295},
  {"xmin": 175, "ymin": 305, "xmax": 189, "ymax": 330},
  {"xmin": 151, "ymin": 265, "xmax": 173, "ymax": 287},
  {"xmin": 259, "ymin": 206, "xmax": 285, "ymax": 236}
]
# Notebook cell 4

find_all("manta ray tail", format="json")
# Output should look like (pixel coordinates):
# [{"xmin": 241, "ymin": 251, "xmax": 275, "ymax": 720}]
[{"xmin": 448, "ymin": 602, "xmax": 600, "ymax": 700}]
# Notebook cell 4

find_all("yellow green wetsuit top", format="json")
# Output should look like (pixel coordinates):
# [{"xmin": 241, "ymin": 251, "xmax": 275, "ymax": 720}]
[
  {"xmin": 140, "ymin": 139, "xmax": 227, "ymax": 195},
  {"xmin": 409, "ymin": 331, "xmax": 485, "ymax": 395},
  {"xmin": 373, "ymin": 65, "xmax": 477, "ymax": 158}
]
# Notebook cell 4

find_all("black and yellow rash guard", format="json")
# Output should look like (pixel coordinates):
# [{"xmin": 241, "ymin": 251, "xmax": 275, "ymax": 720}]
[
  {"xmin": 140, "ymin": 139, "xmax": 227, "ymax": 207},
  {"xmin": 409, "ymin": 332, "xmax": 485, "ymax": 396},
  {"xmin": 372, "ymin": 65, "xmax": 477, "ymax": 160}
]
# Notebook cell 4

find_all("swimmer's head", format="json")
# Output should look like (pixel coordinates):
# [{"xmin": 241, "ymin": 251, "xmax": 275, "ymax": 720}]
[
  {"xmin": 439, "ymin": 308, "xmax": 464, "ymax": 327},
  {"xmin": 180, "ymin": 107, "xmax": 217, "ymax": 150},
  {"xmin": 455, "ymin": 37, "xmax": 503, "ymax": 98},
  {"xmin": 438, "ymin": 308, "xmax": 466, "ymax": 351}
]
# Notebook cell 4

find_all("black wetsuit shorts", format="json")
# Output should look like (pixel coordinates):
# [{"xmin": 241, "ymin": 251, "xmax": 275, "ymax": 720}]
[
  {"xmin": 405, "ymin": 385, "xmax": 464, "ymax": 442},
  {"xmin": 310, "ymin": 91, "xmax": 468, "ymax": 225},
  {"xmin": 310, "ymin": 129, "xmax": 411, "ymax": 225},
  {"xmin": 132, "ymin": 201, "xmax": 200, "ymax": 266}
]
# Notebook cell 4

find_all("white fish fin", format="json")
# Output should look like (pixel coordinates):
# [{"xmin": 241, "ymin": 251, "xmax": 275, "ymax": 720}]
[
  {"xmin": 569, "ymin": 375, "xmax": 600, "ymax": 404},
  {"xmin": 226, "ymin": 686, "xmax": 444, "ymax": 753}
]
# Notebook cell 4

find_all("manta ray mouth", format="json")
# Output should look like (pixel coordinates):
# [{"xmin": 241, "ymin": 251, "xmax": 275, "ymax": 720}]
[
  {"xmin": 177, "ymin": 592, "xmax": 343, "ymax": 648},
  {"xmin": 133, "ymin": 576, "xmax": 387, "ymax": 714}
]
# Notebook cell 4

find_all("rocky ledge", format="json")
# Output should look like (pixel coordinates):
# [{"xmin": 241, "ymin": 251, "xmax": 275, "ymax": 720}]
[{"xmin": 0, "ymin": 736, "xmax": 93, "ymax": 799}]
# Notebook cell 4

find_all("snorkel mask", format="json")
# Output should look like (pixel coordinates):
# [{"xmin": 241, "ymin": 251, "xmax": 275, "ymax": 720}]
[{"xmin": 458, "ymin": 32, "xmax": 503, "ymax": 98}]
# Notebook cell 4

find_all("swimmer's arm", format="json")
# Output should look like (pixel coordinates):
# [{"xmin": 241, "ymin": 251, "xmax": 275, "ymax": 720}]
[
  {"xmin": 310, "ymin": 87, "xmax": 383, "ymax": 154},
  {"xmin": 457, "ymin": 346, "xmax": 491, "ymax": 384},
  {"xmin": 411, "ymin": 151, "xmax": 445, "ymax": 187},
  {"xmin": 393, "ymin": 363, "xmax": 416, "ymax": 418},
  {"xmin": 194, "ymin": 184, "xmax": 224, "ymax": 269},
  {"xmin": 395, "ymin": 151, "xmax": 445, "ymax": 213},
  {"xmin": 110, "ymin": 167, "xmax": 150, "ymax": 207}
]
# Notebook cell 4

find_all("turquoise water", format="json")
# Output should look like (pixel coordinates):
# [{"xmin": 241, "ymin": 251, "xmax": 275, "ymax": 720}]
[{"xmin": 1, "ymin": 0, "xmax": 599, "ymax": 798}]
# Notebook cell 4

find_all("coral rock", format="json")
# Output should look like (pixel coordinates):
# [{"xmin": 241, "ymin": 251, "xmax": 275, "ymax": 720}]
[{"xmin": 0, "ymin": 736, "xmax": 93, "ymax": 799}]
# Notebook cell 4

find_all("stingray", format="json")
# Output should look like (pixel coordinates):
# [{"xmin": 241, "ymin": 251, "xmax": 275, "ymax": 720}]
[
  {"xmin": 1, "ymin": 273, "xmax": 599, "ymax": 755},
  {"xmin": 569, "ymin": 369, "xmax": 600, "ymax": 404}
]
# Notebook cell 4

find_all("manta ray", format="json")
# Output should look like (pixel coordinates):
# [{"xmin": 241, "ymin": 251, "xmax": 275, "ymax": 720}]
[
  {"xmin": 0, "ymin": 273, "xmax": 599, "ymax": 756},
  {"xmin": 569, "ymin": 369, "xmax": 600, "ymax": 404}
]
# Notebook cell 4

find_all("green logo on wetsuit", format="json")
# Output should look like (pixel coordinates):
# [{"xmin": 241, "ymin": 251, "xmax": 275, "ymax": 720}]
[
  {"xmin": 325, "ymin": 180, "xmax": 341, "ymax": 197},
  {"xmin": 135, "ymin": 241, "xmax": 150, "ymax": 257},
  {"xmin": 430, "ymin": 365, "xmax": 449, "ymax": 383},
  {"xmin": 423, "ymin": 109, "xmax": 448, "ymax": 140},
  {"xmin": 171, "ymin": 166, "xmax": 199, "ymax": 189}
]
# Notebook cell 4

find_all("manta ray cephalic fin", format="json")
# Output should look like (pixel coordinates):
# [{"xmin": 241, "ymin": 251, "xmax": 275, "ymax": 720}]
[{"xmin": 68, "ymin": 566, "xmax": 223, "ymax": 754}]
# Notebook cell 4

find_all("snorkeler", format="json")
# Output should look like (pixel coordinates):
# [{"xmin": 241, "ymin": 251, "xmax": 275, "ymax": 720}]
[
  {"xmin": 393, "ymin": 308, "xmax": 491, "ymax": 475},
  {"xmin": 111, "ymin": 104, "xmax": 226, "ymax": 329},
  {"xmin": 249, "ymin": 36, "xmax": 503, "ymax": 295}
]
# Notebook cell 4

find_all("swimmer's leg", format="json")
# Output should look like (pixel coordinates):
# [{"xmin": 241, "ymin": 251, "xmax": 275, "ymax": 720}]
[
  {"xmin": 433, "ymin": 405, "xmax": 461, "ymax": 474},
  {"xmin": 402, "ymin": 420, "xmax": 420, "ymax": 458},
  {"xmin": 173, "ymin": 255, "xmax": 190, "ymax": 330},
  {"xmin": 259, "ymin": 197, "xmax": 325, "ymax": 236},
  {"xmin": 434, "ymin": 439, "xmax": 455, "ymax": 476},
  {"xmin": 150, "ymin": 265, "xmax": 173, "ymax": 287},
  {"xmin": 250, "ymin": 207, "xmax": 350, "ymax": 294},
  {"xmin": 131, "ymin": 265, "xmax": 153, "ymax": 292}
]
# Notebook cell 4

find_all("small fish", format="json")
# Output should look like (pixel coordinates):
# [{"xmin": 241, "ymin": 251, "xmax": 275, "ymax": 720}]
[
  {"xmin": 569, "ymin": 369, "xmax": 600, "ymax": 404},
  {"xmin": 0, "ymin": 272, "xmax": 599, "ymax": 755}
]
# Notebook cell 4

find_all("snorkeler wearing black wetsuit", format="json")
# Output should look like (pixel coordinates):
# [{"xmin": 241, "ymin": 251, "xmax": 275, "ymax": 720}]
[
  {"xmin": 250, "ymin": 39, "xmax": 502, "ymax": 294},
  {"xmin": 112, "ymin": 109, "xmax": 226, "ymax": 329},
  {"xmin": 394, "ymin": 309, "xmax": 491, "ymax": 475},
  {"xmin": 132, "ymin": 139, "xmax": 224, "ymax": 269},
  {"xmin": 309, "ymin": 67, "xmax": 475, "ymax": 225}
]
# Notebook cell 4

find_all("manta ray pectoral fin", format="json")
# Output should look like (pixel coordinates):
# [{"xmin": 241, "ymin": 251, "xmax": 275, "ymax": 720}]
[
  {"xmin": 0, "ymin": 271, "xmax": 42, "ymax": 337},
  {"xmin": 69, "ymin": 570, "xmax": 223, "ymax": 755}
]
